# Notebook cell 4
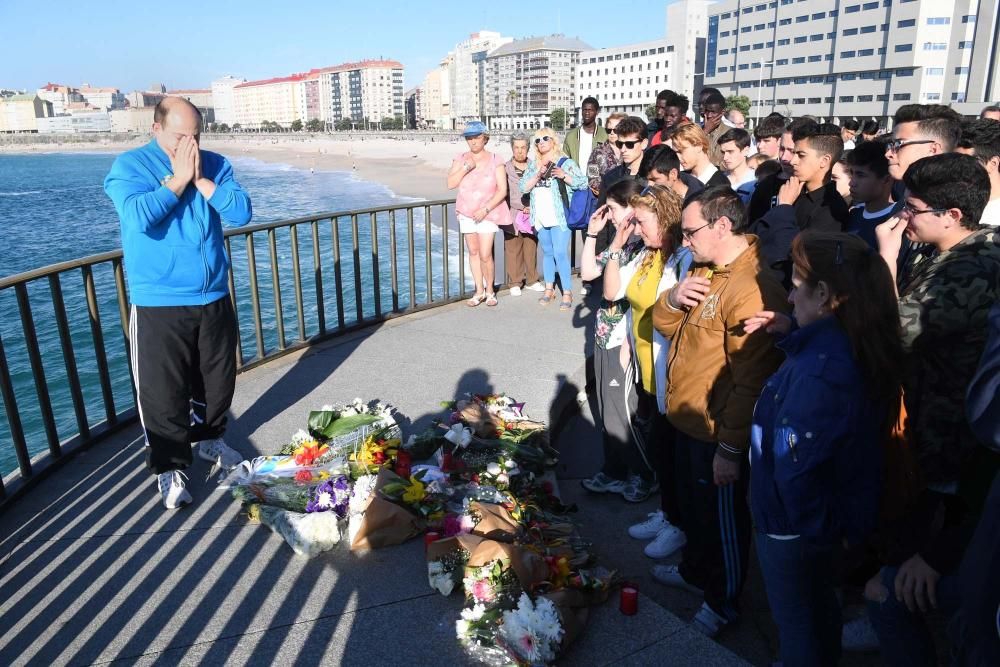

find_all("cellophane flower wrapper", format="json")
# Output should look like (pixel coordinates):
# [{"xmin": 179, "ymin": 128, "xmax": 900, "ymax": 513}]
[{"xmin": 247, "ymin": 504, "xmax": 341, "ymax": 558}]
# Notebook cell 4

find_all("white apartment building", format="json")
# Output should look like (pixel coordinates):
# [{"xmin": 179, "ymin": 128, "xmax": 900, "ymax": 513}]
[
  {"xmin": 485, "ymin": 35, "xmax": 592, "ymax": 130},
  {"xmin": 449, "ymin": 31, "xmax": 514, "ymax": 125},
  {"xmin": 78, "ymin": 86, "xmax": 125, "ymax": 111},
  {"xmin": 320, "ymin": 60, "xmax": 405, "ymax": 125},
  {"xmin": 576, "ymin": 39, "xmax": 675, "ymax": 122},
  {"xmin": 233, "ymin": 75, "xmax": 303, "ymax": 128},
  {"xmin": 667, "ymin": 0, "xmax": 714, "ymax": 106},
  {"xmin": 37, "ymin": 110, "xmax": 112, "ymax": 133},
  {"xmin": 420, "ymin": 58, "xmax": 452, "ymax": 129},
  {"xmin": 211, "ymin": 76, "xmax": 246, "ymax": 125},
  {"xmin": 37, "ymin": 83, "xmax": 84, "ymax": 115},
  {"xmin": 705, "ymin": 0, "xmax": 998, "ymax": 127}
]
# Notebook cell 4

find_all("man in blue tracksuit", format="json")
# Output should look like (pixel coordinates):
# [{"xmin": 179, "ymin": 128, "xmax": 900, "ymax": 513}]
[{"xmin": 104, "ymin": 97, "xmax": 252, "ymax": 508}]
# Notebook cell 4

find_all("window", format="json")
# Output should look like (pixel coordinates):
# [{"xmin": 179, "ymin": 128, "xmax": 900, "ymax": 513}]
[
  {"xmin": 926, "ymin": 67, "xmax": 944, "ymax": 75},
  {"xmin": 752, "ymin": 62, "xmax": 762, "ymax": 68},
  {"xmin": 858, "ymin": 95, "xmax": 873, "ymax": 101},
  {"xmin": 719, "ymin": 48, "xmax": 728, "ymax": 55},
  {"xmin": 845, "ymin": 4, "xmax": 860, "ymax": 12},
  {"xmin": 793, "ymin": 98, "xmax": 806, "ymax": 104},
  {"xmin": 860, "ymin": 71, "xmax": 876, "ymax": 79},
  {"xmin": 794, "ymin": 77, "xmax": 808, "ymax": 84},
  {"xmin": 829, "ymin": 9, "xmax": 839, "ymax": 16},
  {"xmin": 959, "ymin": 41, "xmax": 973, "ymax": 49},
  {"xmin": 742, "ymin": 26, "xmax": 752, "ymax": 32},
  {"xmin": 753, "ymin": 42, "xmax": 765, "ymax": 50},
  {"xmin": 808, "ymin": 55, "xmax": 822, "ymax": 62},
  {"xmin": 924, "ymin": 42, "xmax": 947, "ymax": 51},
  {"xmin": 861, "ymin": 25, "xmax": 876, "ymax": 33},
  {"xmin": 796, "ymin": 15, "xmax": 808, "ymax": 22},
  {"xmin": 896, "ymin": 68, "xmax": 914, "ymax": 76},
  {"xmin": 779, "ymin": 18, "xmax": 791, "ymax": 25},
  {"xmin": 825, "ymin": 53, "xmax": 834, "ymax": 60},
  {"xmin": 859, "ymin": 48, "xmax": 874, "ymax": 56},
  {"xmin": 877, "ymin": 94, "xmax": 888, "ymax": 101},
  {"xmin": 776, "ymin": 99, "xmax": 789, "ymax": 105},
  {"xmin": 721, "ymin": 11, "xmax": 731, "ymax": 18},
  {"xmin": 862, "ymin": 1, "xmax": 878, "ymax": 8},
  {"xmin": 778, "ymin": 38, "xmax": 791, "ymax": 45},
  {"xmin": 962, "ymin": 15, "xmax": 977, "ymax": 24},
  {"xmin": 794, "ymin": 36, "xmax": 807, "ymax": 43},
  {"xmin": 842, "ymin": 73, "xmax": 857, "ymax": 80},
  {"xmin": 792, "ymin": 56, "xmax": 806, "ymax": 63},
  {"xmin": 810, "ymin": 34, "xmax": 823, "ymax": 41},
  {"xmin": 893, "ymin": 93, "xmax": 911, "ymax": 100},
  {"xmin": 895, "ymin": 44, "xmax": 913, "ymax": 52},
  {"xmin": 925, "ymin": 93, "xmax": 941, "ymax": 100},
  {"xmin": 767, "ymin": 41, "xmax": 774, "ymax": 47},
  {"xmin": 826, "ymin": 75, "xmax": 836, "ymax": 82},
  {"xmin": 740, "ymin": 45, "xmax": 751, "ymax": 51},
  {"xmin": 878, "ymin": 47, "xmax": 886, "ymax": 54},
  {"xmin": 768, "ymin": 21, "xmax": 776, "ymax": 28},
  {"xmin": 843, "ymin": 27, "xmax": 858, "ymax": 35},
  {"xmin": 840, "ymin": 95, "xmax": 855, "ymax": 102},
  {"xmin": 742, "ymin": 6, "xmax": 752, "ymax": 13},
  {"xmin": 926, "ymin": 17, "xmax": 950, "ymax": 25},
  {"xmin": 812, "ymin": 12, "xmax": 825, "ymax": 19},
  {"xmin": 878, "ymin": 70, "xmax": 892, "ymax": 79},
  {"xmin": 755, "ymin": 23, "xmax": 766, "ymax": 30},
  {"xmin": 739, "ymin": 63, "xmax": 750, "ymax": 70},
  {"xmin": 825, "ymin": 96, "xmax": 834, "ymax": 103},
  {"xmin": 842, "ymin": 50, "xmax": 856, "ymax": 58},
  {"xmin": 952, "ymin": 92, "xmax": 967, "ymax": 101},
  {"xmin": 756, "ymin": 3, "xmax": 766, "ymax": 10},
  {"xmin": 897, "ymin": 18, "xmax": 915, "ymax": 27},
  {"xmin": 956, "ymin": 66, "xmax": 970, "ymax": 74},
  {"xmin": 809, "ymin": 75, "xmax": 824, "ymax": 83},
  {"xmin": 827, "ymin": 32, "xmax": 836, "ymax": 39},
  {"xmin": 776, "ymin": 58, "xmax": 789, "ymax": 65}
]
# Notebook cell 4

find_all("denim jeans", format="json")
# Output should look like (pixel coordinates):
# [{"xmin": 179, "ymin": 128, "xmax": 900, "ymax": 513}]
[
  {"xmin": 755, "ymin": 532, "xmax": 841, "ymax": 667},
  {"xmin": 866, "ymin": 564, "xmax": 961, "ymax": 667},
  {"xmin": 536, "ymin": 225, "xmax": 572, "ymax": 290}
]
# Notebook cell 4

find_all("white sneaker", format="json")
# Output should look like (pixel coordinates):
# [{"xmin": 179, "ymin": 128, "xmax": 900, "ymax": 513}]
[
  {"xmin": 197, "ymin": 438, "xmax": 243, "ymax": 470},
  {"xmin": 842, "ymin": 616, "xmax": 880, "ymax": 652},
  {"xmin": 644, "ymin": 524, "xmax": 687, "ymax": 559},
  {"xmin": 691, "ymin": 602, "xmax": 729, "ymax": 638},
  {"xmin": 510, "ymin": 285, "xmax": 522, "ymax": 296},
  {"xmin": 158, "ymin": 471, "xmax": 192, "ymax": 509},
  {"xmin": 651, "ymin": 564, "xmax": 704, "ymax": 595},
  {"xmin": 628, "ymin": 510, "xmax": 669, "ymax": 540},
  {"xmin": 525, "ymin": 281, "xmax": 546, "ymax": 292}
]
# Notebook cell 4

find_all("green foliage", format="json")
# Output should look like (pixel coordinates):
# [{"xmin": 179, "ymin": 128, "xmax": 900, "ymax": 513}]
[
  {"xmin": 290, "ymin": 119, "xmax": 303, "ymax": 132},
  {"xmin": 645, "ymin": 104, "xmax": 657, "ymax": 121},
  {"xmin": 217, "ymin": 123, "xmax": 230, "ymax": 133},
  {"xmin": 549, "ymin": 108, "xmax": 567, "ymax": 131},
  {"xmin": 305, "ymin": 118, "xmax": 324, "ymax": 132},
  {"xmin": 334, "ymin": 118, "xmax": 353, "ymax": 131},
  {"xmin": 725, "ymin": 95, "xmax": 752, "ymax": 116},
  {"xmin": 307, "ymin": 410, "xmax": 381, "ymax": 440}
]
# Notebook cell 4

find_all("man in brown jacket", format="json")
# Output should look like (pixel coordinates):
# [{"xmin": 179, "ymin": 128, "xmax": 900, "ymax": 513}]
[{"xmin": 651, "ymin": 186, "xmax": 788, "ymax": 637}]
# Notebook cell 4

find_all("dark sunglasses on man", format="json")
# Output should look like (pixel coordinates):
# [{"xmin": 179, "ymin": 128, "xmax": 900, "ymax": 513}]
[{"xmin": 615, "ymin": 139, "xmax": 642, "ymax": 149}]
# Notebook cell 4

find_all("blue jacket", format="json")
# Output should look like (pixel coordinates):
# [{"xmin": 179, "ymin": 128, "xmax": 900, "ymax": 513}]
[
  {"xmin": 104, "ymin": 139, "xmax": 252, "ymax": 306},
  {"xmin": 750, "ymin": 316, "xmax": 885, "ymax": 546},
  {"xmin": 968, "ymin": 303, "xmax": 1000, "ymax": 451}
]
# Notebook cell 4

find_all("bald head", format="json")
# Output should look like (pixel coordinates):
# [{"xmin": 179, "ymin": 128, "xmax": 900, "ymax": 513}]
[
  {"xmin": 154, "ymin": 97, "xmax": 202, "ymax": 126},
  {"xmin": 153, "ymin": 97, "xmax": 202, "ymax": 154}
]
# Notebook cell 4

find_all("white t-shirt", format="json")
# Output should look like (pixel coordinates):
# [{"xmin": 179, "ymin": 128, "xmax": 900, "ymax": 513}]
[
  {"xmin": 578, "ymin": 130, "xmax": 595, "ymax": 172},
  {"xmin": 534, "ymin": 186, "xmax": 559, "ymax": 228},
  {"xmin": 694, "ymin": 164, "xmax": 720, "ymax": 185},
  {"xmin": 843, "ymin": 139, "xmax": 856, "ymax": 151},
  {"xmin": 728, "ymin": 169, "xmax": 756, "ymax": 190},
  {"xmin": 981, "ymin": 197, "xmax": 1000, "ymax": 226}
]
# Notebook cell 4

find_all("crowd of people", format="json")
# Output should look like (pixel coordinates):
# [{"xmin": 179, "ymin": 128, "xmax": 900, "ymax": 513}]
[{"xmin": 448, "ymin": 92, "xmax": 1000, "ymax": 666}]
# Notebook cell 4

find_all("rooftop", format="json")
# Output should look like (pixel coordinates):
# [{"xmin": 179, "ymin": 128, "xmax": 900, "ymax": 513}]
[{"xmin": 489, "ymin": 35, "xmax": 593, "ymax": 58}]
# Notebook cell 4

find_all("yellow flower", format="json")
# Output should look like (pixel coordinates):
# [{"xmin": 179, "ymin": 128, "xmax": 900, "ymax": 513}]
[{"xmin": 402, "ymin": 478, "xmax": 426, "ymax": 504}]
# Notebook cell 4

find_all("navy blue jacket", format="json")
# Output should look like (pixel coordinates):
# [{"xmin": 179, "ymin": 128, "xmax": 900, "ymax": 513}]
[
  {"xmin": 968, "ymin": 303, "xmax": 1000, "ymax": 451},
  {"xmin": 750, "ymin": 317, "xmax": 885, "ymax": 545}
]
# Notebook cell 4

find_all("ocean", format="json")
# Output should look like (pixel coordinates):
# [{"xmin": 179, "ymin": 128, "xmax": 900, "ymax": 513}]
[{"xmin": 0, "ymin": 151, "xmax": 459, "ymax": 478}]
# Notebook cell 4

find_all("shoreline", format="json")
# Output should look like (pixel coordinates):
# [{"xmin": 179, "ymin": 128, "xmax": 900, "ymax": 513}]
[{"xmin": 1, "ymin": 135, "xmax": 518, "ymax": 202}]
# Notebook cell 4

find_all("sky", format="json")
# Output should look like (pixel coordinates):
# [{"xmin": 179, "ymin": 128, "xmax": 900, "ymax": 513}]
[{"xmin": 1, "ymin": 0, "xmax": 679, "ymax": 93}]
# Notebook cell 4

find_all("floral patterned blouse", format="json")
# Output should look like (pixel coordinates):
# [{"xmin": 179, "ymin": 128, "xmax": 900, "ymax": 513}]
[
  {"xmin": 594, "ymin": 240, "xmax": 646, "ymax": 350},
  {"xmin": 587, "ymin": 141, "xmax": 622, "ymax": 193}
]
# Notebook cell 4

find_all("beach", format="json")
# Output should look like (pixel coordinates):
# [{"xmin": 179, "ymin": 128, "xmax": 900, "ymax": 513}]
[{"xmin": 1, "ymin": 134, "xmax": 518, "ymax": 201}]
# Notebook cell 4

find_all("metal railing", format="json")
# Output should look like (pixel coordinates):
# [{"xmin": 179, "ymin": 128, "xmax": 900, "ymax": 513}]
[{"xmin": 0, "ymin": 198, "xmax": 472, "ymax": 507}]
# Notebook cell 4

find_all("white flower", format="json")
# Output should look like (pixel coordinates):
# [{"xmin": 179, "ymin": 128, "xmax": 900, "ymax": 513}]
[
  {"xmin": 496, "ymin": 473, "xmax": 509, "ymax": 486},
  {"xmin": 443, "ymin": 424, "xmax": 472, "ymax": 448},
  {"xmin": 504, "ymin": 459, "xmax": 517, "ymax": 470},
  {"xmin": 486, "ymin": 462, "xmax": 502, "ymax": 476},
  {"xmin": 462, "ymin": 603, "xmax": 487, "ymax": 621},
  {"xmin": 455, "ymin": 619, "xmax": 470, "ymax": 638},
  {"xmin": 320, "ymin": 404, "xmax": 334, "ymax": 413}
]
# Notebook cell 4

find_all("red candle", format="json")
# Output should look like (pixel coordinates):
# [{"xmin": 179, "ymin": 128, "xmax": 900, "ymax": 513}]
[
  {"xmin": 441, "ymin": 450, "xmax": 454, "ymax": 472},
  {"xmin": 620, "ymin": 584, "xmax": 638, "ymax": 616},
  {"xmin": 395, "ymin": 450, "xmax": 412, "ymax": 479},
  {"xmin": 424, "ymin": 531, "xmax": 440, "ymax": 550}
]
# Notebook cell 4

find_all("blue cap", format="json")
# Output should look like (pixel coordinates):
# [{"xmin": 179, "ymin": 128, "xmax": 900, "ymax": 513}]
[{"xmin": 462, "ymin": 120, "xmax": 488, "ymax": 138}]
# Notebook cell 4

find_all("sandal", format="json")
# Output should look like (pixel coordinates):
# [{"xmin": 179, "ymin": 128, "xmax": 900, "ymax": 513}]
[
  {"xmin": 485, "ymin": 293, "xmax": 498, "ymax": 307},
  {"xmin": 467, "ymin": 293, "xmax": 486, "ymax": 307},
  {"xmin": 538, "ymin": 289, "xmax": 555, "ymax": 306},
  {"xmin": 560, "ymin": 293, "xmax": 573, "ymax": 311}
]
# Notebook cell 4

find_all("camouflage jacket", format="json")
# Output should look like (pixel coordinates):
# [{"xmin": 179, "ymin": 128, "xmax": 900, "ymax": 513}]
[{"xmin": 898, "ymin": 226, "xmax": 1000, "ymax": 485}]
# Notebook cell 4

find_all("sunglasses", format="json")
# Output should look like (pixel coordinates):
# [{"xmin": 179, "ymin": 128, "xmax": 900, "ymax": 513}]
[
  {"xmin": 606, "ymin": 126, "xmax": 619, "ymax": 134},
  {"xmin": 535, "ymin": 136, "xmax": 553, "ymax": 144},
  {"xmin": 615, "ymin": 139, "xmax": 643, "ymax": 149},
  {"xmin": 886, "ymin": 138, "xmax": 935, "ymax": 154}
]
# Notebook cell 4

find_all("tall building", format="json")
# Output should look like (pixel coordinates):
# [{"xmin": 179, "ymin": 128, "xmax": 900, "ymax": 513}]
[
  {"xmin": 233, "ymin": 74, "xmax": 304, "ymax": 128},
  {"xmin": 576, "ymin": 39, "xmax": 675, "ymax": 122},
  {"xmin": 167, "ymin": 89, "xmax": 215, "ymax": 124},
  {"xmin": 484, "ymin": 35, "xmax": 592, "ymax": 130},
  {"xmin": 420, "ymin": 57, "xmax": 452, "ymax": 129},
  {"xmin": 210, "ymin": 76, "xmax": 246, "ymax": 125},
  {"xmin": 667, "ymin": 0, "xmax": 714, "ymax": 108},
  {"xmin": 705, "ymin": 0, "xmax": 998, "ymax": 127},
  {"xmin": 449, "ymin": 31, "xmax": 514, "ymax": 125},
  {"xmin": 0, "ymin": 95, "xmax": 53, "ymax": 133},
  {"xmin": 37, "ymin": 83, "xmax": 84, "ymax": 115},
  {"xmin": 78, "ymin": 85, "xmax": 125, "ymax": 111},
  {"xmin": 405, "ymin": 87, "xmax": 421, "ymax": 128}
]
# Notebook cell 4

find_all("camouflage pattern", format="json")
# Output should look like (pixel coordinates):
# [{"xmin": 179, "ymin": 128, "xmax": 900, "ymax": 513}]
[{"xmin": 898, "ymin": 226, "xmax": 1000, "ymax": 485}]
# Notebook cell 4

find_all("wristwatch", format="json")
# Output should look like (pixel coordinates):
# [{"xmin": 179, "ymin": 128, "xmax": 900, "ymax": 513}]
[
  {"xmin": 608, "ymin": 251, "xmax": 622, "ymax": 261},
  {"xmin": 586, "ymin": 233, "xmax": 599, "ymax": 239}
]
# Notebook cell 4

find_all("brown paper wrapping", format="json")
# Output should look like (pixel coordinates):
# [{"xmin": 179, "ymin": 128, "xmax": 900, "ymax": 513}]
[
  {"xmin": 457, "ymin": 400, "xmax": 500, "ymax": 438},
  {"xmin": 469, "ymin": 501, "xmax": 520, "ymax": 542},
  {"xmin": 350, "ymin": 468, "xmax": 426, "ymax": 550},
  {"xmin": 540, "ymin": 587, "xmax": 612, "ymax": 652}
]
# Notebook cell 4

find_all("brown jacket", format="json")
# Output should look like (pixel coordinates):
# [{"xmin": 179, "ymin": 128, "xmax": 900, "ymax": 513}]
[{"xmin": 653, "ymin": 235, "xmax": 788, "ymax": 456}]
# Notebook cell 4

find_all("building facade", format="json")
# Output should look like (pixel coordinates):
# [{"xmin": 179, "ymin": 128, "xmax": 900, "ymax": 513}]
[
  {"xmin": 0, "ymin": 95, "xmax": 52, "ymax": 132},
  {"xmin": 319, "ymin": 60, "xmax": 405, "ymax": 126},
  {"xmin": 484, "ymin": 35, "xmax": 592, "ymax": 130},
  {"xmin": 233, "ymin": 75, "xmax": 303, "ymax": 128},
  {"xmin": 705, "ymin": 0, "xmax": 997, "ymax": 126},
  {"xmin": 449, "ymin": 31, "xmax": 514, "ymax": 125},
  {"xmin": 110, "ymin": 107, "xmax": 155, "ymax": 133},
  {"xmin": 37, "ymin": 83, "xmax": 84, "ymax": 116},
  {"xmin": 667, "ymin": 0, "xmax": 714, "ymax": 108},
  {"xmin": 37, "ymin": 110, "xmax": 112, "ymax": 133},
  {"xmin": 78, "ymin": 86, "xmax": 125, "ymax": 111},
  {"xmin": 576, "ymin": 39, "xmax": 675, "ymax": 122},
  {"xmin": 210, "ymin": 76, "xmax": 246, "ymax": 125},
  {"xmin": 420, "ymin": 58, "xmax": 452, "ymax": 129}
]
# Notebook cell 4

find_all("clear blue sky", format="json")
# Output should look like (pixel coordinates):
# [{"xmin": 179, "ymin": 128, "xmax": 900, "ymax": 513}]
[{"xmin": 1, "ymin": 0, "xmax": 678, "ymax": 92}]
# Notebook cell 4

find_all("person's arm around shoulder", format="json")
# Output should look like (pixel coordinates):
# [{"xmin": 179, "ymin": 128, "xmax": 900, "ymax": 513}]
[
  {"xmin": 104, "ymin": 150, "xmax": 184, "ymax": 233},
  {"xmin": 198, "ymin": 152, "xmax": 252, "ymax": 226}
]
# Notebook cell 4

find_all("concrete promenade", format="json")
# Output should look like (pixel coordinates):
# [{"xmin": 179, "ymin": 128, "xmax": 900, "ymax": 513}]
[{"xmin": 0, "ymin": 279, "xmax": 749, "ymax": 666}]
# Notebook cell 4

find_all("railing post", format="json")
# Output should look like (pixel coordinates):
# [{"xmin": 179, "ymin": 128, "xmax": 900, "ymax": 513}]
[
  {"xmin": 331, "ymin": 217, "xmax": 346, "ymax": 330},
  {"xmin": 407, "ymin": 207, "xmax": 416, "ymax": 308},
  {"xmin": 311, "ymin": 220, "xmax": 326, "ymax": 335},
  {"xmin": 15, "ymin": 283, "xmax": 61, "ymax": 457},
  {"xmin": 112, "ymin": 258, "xmax": 137, "ymax": 399},
  {"xmin": 289, "ymin": 224, "xmax": 306, "ymax": 342},
  {"xmin": 81, "ymin": 265, "xmax": 116, "ymax": 426},
  {"xmin": 351, "ymin": 213, "xmax": 363, "ymax": 323},
  {"xmin": 424, "ymin": 205, "xmax": 433, "ymax": 304},
  {"xmin": 245, "ymin": 233, "xmax": 265, "ymax": 360},
  {"xmin": 267, "ymin": 228, "xmax": 286, "ymax": 350},
  {"xmin": 389, "ymin": 209, "xmax": 399, "ymax": 312},
  {"xmin": 370, "ymin": 212, "xmax": 381, "ymax": 317},
  {"xmin": 0, "ymin": 334, "xmax": 31, "ymax": 479},
  {"xmin": 225, "ymin": 237, "xmax": 244, "ymax": 369},
  {"xmin": 442, "ymin": 204, "xmax": 450, "ymax": 300},
  {"xmin": 49, "ymin": 274, "xmax": 90, "ymax": 441},
  {"xmin": 456, "ymin": 204, "xmax": 466, "ymax": 298}
]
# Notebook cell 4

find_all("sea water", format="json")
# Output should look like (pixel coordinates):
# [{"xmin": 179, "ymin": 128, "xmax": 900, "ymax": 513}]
[{"xmin": 0, "ymin": 152, "xmax": 461, "ymax": 477}]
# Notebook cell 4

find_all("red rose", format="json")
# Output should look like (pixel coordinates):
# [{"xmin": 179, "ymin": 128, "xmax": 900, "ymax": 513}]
[{"xmin": 295, "ymin": 470, "xmax": 313, "ymax": 483}]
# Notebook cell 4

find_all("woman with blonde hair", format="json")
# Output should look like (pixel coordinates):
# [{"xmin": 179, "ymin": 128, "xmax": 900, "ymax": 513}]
[
  {"xmin": 447, "ymin": 120, "xmax": 509, "ymax": 307},
  {"xmin": 520, "ymin": 128, "xmax": 587, "ymax": 310}
]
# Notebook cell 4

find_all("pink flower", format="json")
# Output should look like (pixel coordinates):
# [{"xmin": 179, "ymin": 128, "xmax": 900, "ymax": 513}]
[{"xmin": 471, "ymin": 578, "xmax": 495, "ymax": 603}]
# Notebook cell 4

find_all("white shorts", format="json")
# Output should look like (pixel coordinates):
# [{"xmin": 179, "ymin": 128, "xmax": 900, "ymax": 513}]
[{"xmin": 458, "ymin": 214, "xmax": 499, "ymax": 235}]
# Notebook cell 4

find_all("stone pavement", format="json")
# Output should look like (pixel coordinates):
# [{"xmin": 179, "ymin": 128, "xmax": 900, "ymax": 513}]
[{"xmin": 0, "ymin": 279, "xmax": 749, "ymax": 666}]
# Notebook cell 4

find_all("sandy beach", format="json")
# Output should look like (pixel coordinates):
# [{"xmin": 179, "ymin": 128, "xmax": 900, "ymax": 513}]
[{"xmin": 1, "ymin": 134, "xmax": 518, "ymax": 201}]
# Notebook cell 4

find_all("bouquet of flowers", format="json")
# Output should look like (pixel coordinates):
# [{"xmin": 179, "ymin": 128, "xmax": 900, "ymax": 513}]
[
  {"xmin": 378, "ymin": 469, "xmax": 447, "ymax": 523},
  {"xmin": 247, "ymin": 504, "xmax": 342, "ymax": 558},
  {"xmin": 496, "ymin": 593, "xmax": 565, "ymax": 665},
  {"xmin": 463, "ymin": 559, "xmax": 522, "ymax": 609},
  {"xmin": 348, "ymin": 423, "xmax": 402, "ymax": 479},
  {"xmin": 349, "ymin": 468, "xmax": 427, "ymax": 550}
]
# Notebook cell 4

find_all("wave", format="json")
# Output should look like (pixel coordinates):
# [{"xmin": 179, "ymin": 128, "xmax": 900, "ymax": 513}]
[{"xmin": 0, "ymin": 190, "xmax": 44, "ymax": 196}]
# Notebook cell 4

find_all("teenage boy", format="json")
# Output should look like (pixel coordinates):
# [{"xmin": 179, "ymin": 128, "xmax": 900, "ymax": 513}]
[
  {"xmin": 640, "ymin": 144, "xmax": 704, "ymax": 205},
  {"xmin": 598, "ymin": 116, "xmax": 648, "ymax": 205},
  {"xmin": 650, "ymin": 90, "xmax": 691, "ymax": 146},
  {"xmin": 886, "ymin": 104, "xmax": 962, "ymax": 182},
  {"xmin": 671, "ymin": 123, "xmax": 731, "ymax": 188},
  {"xmin": 751, "ymin": 123, "xmax": 849, "ymax": 284},
  {"xmin": 647, "ymin": 89, "xmax": 672, "ymax": 138},
  {"xmin": 955, "ymin": 117, "xmax": 1000, "ymax": 225},
  {"xmin": 846, "ymin": 140, "xmax": 901, "ymax": 249},
  {"xmin": 565, "ymin": 96, "xmax": 608, "ymax": 175},
  {"xmin": 718, "ymin": 128, "xmax": 756, "ymax": 203},
  {"xmin": 841, "ymin": 119, "xmax": 860, "ymax": 150},
  {"xmin": 700, "ymin": 91, "xmax": 728, "ymax": 167},
  {"xmin": 748, "ymin": 117, "xmax": 815, "ymax": 229},
  {"xmin": 870, "ymin": 153, "xmax": 1000, "ymax": 665},
  {"xmin": 753, "ymin": 113, "xmax": 785, "ymax": 160}
]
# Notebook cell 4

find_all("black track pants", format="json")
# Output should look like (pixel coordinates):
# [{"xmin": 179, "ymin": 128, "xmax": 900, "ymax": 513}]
[{"xmin": 129, "ymin": 297, "xmax": 237, "ymax": 475}]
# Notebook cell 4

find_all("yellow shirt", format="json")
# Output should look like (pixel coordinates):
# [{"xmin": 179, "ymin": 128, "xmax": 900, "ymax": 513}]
[{"xmin": 626, "ymin": 251, "xmax": 665, "ymax": 394}]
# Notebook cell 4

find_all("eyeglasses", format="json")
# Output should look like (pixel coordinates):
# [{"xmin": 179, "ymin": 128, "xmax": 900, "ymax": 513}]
[
  {"xmin": 681, "ymin": 220, "xmax": 715, "ymax": 240},
  {"xmin": 887, "ymin": 138, "xmax": 935, "ymax": 154},
  {"xmin": 615, "ymin": 139, "xmax": 643, "ymax": 149},
  {"xmin": 534, "ymin": 136, "xmax": 552, "ymax": 144},
  {"xmin": 606, "ymin": 126, "xmax": 619, "ymax": 134},
  {"xmin": 901, "ymin": 201, "xmax": 948, "ymax": 216}
]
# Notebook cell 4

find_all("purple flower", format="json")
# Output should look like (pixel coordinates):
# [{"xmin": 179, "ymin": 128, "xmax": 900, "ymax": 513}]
[{"xmin": 306, "ymin": 475, "xmax": 352, "ymax": 516}]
